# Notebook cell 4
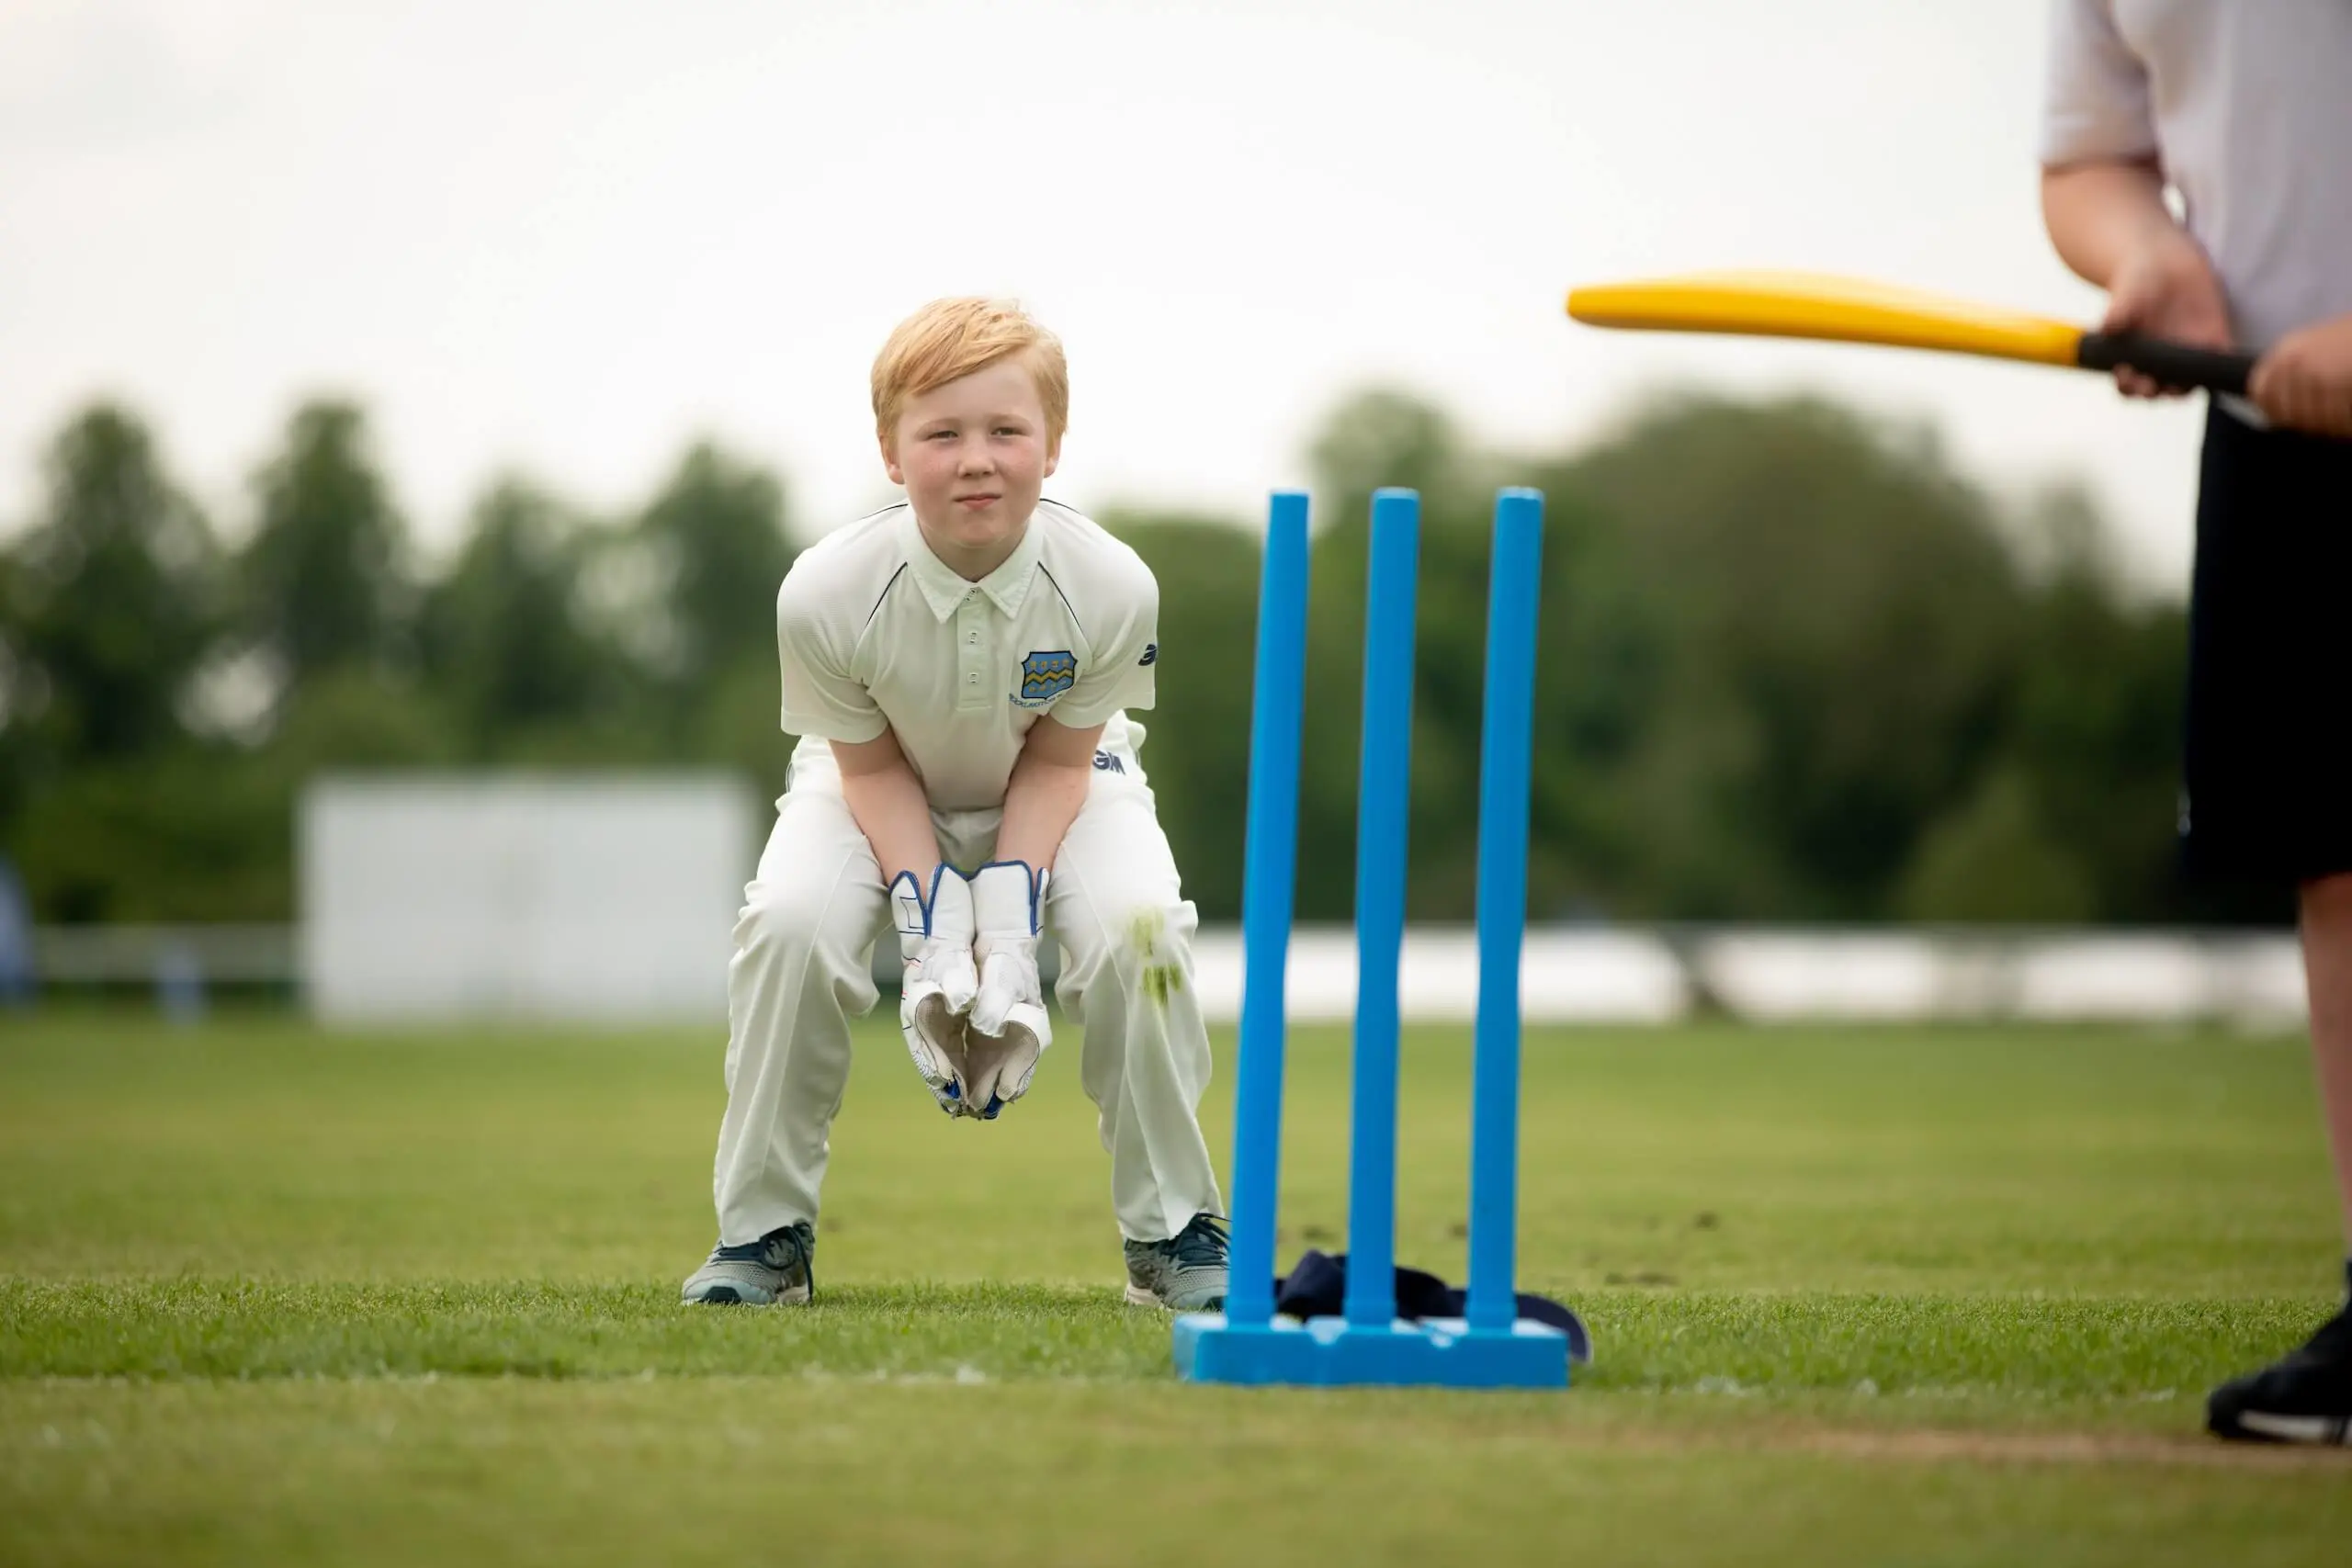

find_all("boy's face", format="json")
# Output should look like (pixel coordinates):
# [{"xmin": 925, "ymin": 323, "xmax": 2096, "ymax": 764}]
[{"xmin": 883, "ymin": 357, "xmax": 1058, "ymax": 578}]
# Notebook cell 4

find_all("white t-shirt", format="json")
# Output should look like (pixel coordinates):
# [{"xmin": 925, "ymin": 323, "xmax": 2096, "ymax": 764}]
[
  {"xmin": 2040, "ymin": 0, "xmax": 2352, "ymax": 355},
  {"xmin": 775, "ymin": 499, "xmax": 1159, "ymax": 809}
]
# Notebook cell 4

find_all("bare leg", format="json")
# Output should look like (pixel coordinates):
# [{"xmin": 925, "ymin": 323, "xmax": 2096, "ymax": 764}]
[{"xmin": 2301, "ymin": 871, "xmax": 2352, "ymax": 1248}]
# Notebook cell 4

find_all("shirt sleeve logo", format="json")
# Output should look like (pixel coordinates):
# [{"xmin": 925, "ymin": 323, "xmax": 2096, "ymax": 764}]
[
  {"xmin": 1015, "ymin": 649, "xmax": 1079, "ymax": 704},
  {"xmin": 1138, "ymin": 642, "xmax": 1157, "ymax": 666}
]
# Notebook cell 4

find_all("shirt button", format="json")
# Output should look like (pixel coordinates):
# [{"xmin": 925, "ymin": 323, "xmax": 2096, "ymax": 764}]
[{"xmin": 967, "ymin": 673, "xmax": 979, "ymax": 685}]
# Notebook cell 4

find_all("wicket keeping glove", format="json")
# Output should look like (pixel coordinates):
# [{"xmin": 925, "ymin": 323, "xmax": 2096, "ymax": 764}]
[
  {"xmin": 963, "ymin": 860, "xmax": 1052, "ymax": 1119},
  {"xmin": 893, "ymin": 864, "xmax": 979, "ymax": 1117}
]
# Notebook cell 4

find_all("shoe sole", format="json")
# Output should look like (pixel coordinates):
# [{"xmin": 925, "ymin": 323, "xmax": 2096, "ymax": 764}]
[
  {"xmin": 1125, "ymin": 1281, "xmax": 1227, "ymax": 1313},
  {"xmin": 683, "ymin": 1281, "xmax": 812, "ymax": 1307},
  {"xmin": 2211, "ymin": 1409, "xmax": 2352, "ymax": 1445}
]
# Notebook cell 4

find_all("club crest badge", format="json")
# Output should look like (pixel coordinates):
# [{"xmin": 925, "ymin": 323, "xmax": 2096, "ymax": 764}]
[{"xmin": 1015, "ymin": 649, "xmax": 1078, "ymax": 705}]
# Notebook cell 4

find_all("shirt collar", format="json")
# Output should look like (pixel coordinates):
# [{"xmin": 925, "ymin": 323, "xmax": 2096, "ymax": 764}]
[{"xmin": 896, "ymin": 505, "xmax": 1042, "ymax": 622}]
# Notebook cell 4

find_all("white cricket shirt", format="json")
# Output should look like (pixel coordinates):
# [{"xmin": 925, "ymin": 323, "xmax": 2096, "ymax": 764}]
[
  {"xmin": 775, "ymin": 499, "xmax": 1159, "ymax": 810},
  {"xmin": 2040, "ymin": 0, "xmax": 2352, "ymax": 356}
]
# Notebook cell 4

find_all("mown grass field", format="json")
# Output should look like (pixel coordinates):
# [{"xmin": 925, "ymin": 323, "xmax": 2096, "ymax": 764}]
[{"xmin": 4, "ymin": 1007, "xmax": 2348, "ymax": 1565}]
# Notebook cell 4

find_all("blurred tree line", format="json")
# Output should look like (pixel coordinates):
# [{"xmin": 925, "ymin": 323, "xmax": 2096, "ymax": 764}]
[{"xmin": 0, "ymin": 388, "xmax": 2278, "ymax": 930}]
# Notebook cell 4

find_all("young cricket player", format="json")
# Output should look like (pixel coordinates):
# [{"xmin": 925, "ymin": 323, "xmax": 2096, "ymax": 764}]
[
  {"xmin": 680, "ymin": 297, "xmax": 1230, "ymax": 1312},
  {"xmin": 2041, "ymin": 0, "xmax": 2352, "ymax": 1444}
]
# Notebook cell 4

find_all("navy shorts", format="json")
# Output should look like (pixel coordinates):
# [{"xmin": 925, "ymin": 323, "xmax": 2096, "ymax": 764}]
[{"xmin": 2180, "ymin": 403, "xmax": 2352, "ymax": 889}]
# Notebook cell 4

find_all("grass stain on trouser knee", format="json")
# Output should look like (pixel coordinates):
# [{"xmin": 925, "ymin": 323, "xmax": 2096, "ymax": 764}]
[{"xmin": 1126, "ymin": 908, "xmax": 1187, "ymax": 1013}]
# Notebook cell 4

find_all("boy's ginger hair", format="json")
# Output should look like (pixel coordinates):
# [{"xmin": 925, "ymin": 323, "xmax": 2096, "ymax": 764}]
[{"xmin": 871, "ymin": 297, "xmax": 1069, "ymax": 452}]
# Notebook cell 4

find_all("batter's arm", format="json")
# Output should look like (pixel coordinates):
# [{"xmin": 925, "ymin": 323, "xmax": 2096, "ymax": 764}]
[
  {"xmin": 2041, "ymin": 155, "xmax": 2233, "ymax": 398},
  {"xmin": 2039, "ymin": 155, "xmax": 2179, "ymax": 292}
]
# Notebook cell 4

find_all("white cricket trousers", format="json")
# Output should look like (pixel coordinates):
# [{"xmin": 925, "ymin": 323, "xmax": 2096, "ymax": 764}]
[{"xmin": 709, "ymin": 742, "xmax": 1225, "ymax": 1247}]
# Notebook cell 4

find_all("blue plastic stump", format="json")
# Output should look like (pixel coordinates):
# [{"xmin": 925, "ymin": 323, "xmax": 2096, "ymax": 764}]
[
  {"xmin": 1173, "ymin": 488, "xmax": 1569, "ymax": 1390},
  {"xmin": 1217, "ymin": 490, "xmax": 1310, "ymax": 1333},
  {"xmin": 1343, "ymin": 488, "xmax": 1419, "ymax": 1333},
  {"xmin": 1468, "ymin": 489, "xmax": 1544, "ymax": 1333}
]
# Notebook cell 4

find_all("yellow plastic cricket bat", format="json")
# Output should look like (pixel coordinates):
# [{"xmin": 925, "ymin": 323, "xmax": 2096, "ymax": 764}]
[{"xmin": 1565, "ymin": 269, "xmax": 2254, "ymax": 395}]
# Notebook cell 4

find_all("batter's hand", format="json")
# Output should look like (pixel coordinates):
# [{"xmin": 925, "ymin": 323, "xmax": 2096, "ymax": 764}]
[
  {"xmin": 893, "ymin": 864, "xmax": 980, "ymax": 1117},
  {"xmin": 2102, "ymin": 230, "xmax": 2233, "ymax": 399},
  {"xmin": 965, "ymin": 861, "xmax": 1051, "ymax": 1119},
  {"xmin": 2251, "ymin": 314, "xmax": 2352, "ymax": 441}
]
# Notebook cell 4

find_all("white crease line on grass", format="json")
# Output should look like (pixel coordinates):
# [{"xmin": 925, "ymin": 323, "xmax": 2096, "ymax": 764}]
[
  {"xmin": 1, "ymin": 1373, "xmax": 2194, "ymax": 1404},
  {"xmin": 8, "ymin": 1366, "xmax": 1138, "ymax": 1388},
  {"xmin": 1662, "ymin": 1379, "xmax": 2176, "ymax": 1403}
]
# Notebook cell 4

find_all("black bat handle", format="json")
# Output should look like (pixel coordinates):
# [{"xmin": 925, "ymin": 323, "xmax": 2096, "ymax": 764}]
[{"xmin": 2075, "ymin": 332, "xmax": 2256, "ymax": 396}]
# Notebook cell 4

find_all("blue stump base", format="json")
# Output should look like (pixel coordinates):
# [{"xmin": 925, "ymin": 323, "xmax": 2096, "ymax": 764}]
[{"xmin": 1171, "ymin": 1313, "xmax": 1571, "ymax": 1389}]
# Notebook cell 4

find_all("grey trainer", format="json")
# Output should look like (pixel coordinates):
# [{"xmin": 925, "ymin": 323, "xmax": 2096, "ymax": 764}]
[
  {"xmin": 1124, "ymin": 1213, "xmax": 1229, "ymax": 1312},
  {"xmin": 680, "ymin": 1220, "xmax": 815, "ymax": 1305}
]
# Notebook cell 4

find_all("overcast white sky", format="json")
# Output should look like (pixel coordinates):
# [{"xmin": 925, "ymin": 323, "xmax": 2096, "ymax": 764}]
[{"xmin": 1, "ymin": 0, "xmax": 2210, "ymax": 592}]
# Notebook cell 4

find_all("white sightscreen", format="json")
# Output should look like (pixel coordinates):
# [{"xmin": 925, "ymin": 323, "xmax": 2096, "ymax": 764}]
[{"xmin": 300, "ymin": 773, "xmax": 757, "ymax": 1023}]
